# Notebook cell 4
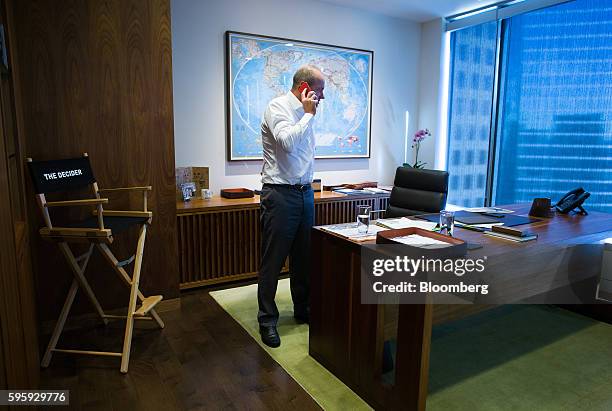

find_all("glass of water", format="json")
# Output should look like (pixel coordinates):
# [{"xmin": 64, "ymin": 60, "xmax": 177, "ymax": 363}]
[
  {"xmin": 439, "ymin": 210, "xmax": 455, "ymax": 236},
  {"xmin": 357, "ymin": 205, "xmax": 371, "ymax": 234}
]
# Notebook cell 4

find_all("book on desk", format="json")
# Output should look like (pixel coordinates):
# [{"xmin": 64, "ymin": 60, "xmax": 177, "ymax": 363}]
[{"xmin": 484, "ymin": 225, "xmax": 538, "ymax": 242}]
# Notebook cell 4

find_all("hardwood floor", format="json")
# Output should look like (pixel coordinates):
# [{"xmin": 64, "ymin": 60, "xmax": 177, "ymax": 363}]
[{"xmin": 39, "ymin": 289, "xmax": 321, "ymax": 411}]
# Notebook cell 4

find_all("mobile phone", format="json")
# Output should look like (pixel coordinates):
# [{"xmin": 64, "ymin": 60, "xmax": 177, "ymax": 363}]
[{"xmin": 298, "ymin": 81, "xmax": 313, "ymax": 97}]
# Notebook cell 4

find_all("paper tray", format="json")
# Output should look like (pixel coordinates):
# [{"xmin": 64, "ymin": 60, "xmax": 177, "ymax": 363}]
[
  {"xmin": 376, "ymin": 227, "xmax": 467, "ymax": 257},
  {"xmin": 220, "ymin": 188, "xmax": 254, "ymax": 199}
]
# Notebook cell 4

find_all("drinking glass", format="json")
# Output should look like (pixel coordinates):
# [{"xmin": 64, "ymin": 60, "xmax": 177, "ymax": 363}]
[
  {"xmin": 357, "ymin": 205, "xmax": 371, "ymax": 234},
  {"xmin": 439, "ymin": 210, "xmax": 455, "ymax": 236}
]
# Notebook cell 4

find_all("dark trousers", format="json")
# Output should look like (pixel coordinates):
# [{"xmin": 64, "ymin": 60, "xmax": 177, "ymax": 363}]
[{"xmin": 258, "ymin": 184, "xmax": 314, "ymax": 326}]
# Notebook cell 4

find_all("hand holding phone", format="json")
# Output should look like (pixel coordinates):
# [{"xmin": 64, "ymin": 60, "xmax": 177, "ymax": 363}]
[
  {"xmin": 299, "ymin": 81, "xmax": 318, "ymax": 115},
  {"xmin": 299, "ymin": 81, "xmax": 318, "ymax": 100},
  {"xmin": 298, "ymin": 81, "xmax": 311, "ymax": 96}
]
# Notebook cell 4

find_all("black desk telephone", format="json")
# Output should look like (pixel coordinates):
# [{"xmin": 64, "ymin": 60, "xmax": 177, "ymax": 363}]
[{"xmin": 554, "ymin": 187, "xmax": 590, "ymax": 215}]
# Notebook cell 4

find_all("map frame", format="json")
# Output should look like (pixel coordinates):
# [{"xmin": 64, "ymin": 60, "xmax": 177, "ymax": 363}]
[{"xmin": 225, "ymin": 31, "xmax": 374, "ymax": 161}]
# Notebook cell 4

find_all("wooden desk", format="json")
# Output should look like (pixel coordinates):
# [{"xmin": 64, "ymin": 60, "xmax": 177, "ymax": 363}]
[
  {"xmin": 309, "ymin": 204, "xmax": 612, "ymax": 410},
  {"xmin": 176, "ymin": 191, "xmax": 390, "ymax": 289}
]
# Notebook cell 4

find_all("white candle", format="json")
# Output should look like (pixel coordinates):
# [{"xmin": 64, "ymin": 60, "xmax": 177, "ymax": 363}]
[{"xmin": 403, "ymin": 111, "xmax": 410, "ymax": 164}]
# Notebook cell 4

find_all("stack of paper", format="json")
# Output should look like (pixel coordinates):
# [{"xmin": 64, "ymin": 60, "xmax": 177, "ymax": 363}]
[
  {"xmin": 320, "ymin": 223, "xmax": 388, "ymax": 241},
  {"xmin": 376, "ymin": 217, "xmax": 437, "ymax": 231},
  {"xmin": 391, "ymin": 234, "xmax": 452, "ymax": 249},
  {"xmin": 465, "ymin": 206, "xmax": 515, "ymax": 214},
  {"xmin": 363, "ymin": 187, "xmax": 388, "ymax": 194},
  {"xmin": 333, "ymin": 188, "xmax": 373, "ymax": 195},
  {"xmin": 455, "ymin": 222, "xmax": 504, "ymax": 230}
]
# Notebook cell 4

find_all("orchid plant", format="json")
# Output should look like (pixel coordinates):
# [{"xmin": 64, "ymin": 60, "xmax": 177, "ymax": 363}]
[{"xmin": 411, "ymin": 128, "xmax": 431, "ymax": 169}]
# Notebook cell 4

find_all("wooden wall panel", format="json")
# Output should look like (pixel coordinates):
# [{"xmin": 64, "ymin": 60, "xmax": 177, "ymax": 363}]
[
  {"xmin": 0, "ymin": 67, "xmax": 38, "ymax": 391},
  {"xmin": 0, "ymin": 321, "xmax": 5, "ymax": 389},
  {"xmin": 0, "ymin": 102, "xmax": 29, "ymax": 389},
  {"xmin": 0, "ymin": 0, "xmax": 40, "ymax": 390},
  {"xmin": 11, "ymin": 0, "xmax": 178, "ymax": 321}
]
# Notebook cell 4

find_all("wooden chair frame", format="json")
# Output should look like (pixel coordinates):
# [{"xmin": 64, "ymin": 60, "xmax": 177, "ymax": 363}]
[{"xmin": 28, "ymin": 153, "xmax": 164, "ymax": 373}]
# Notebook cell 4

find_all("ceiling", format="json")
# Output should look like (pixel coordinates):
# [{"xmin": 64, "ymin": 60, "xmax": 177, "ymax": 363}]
[{"xmin": 318, "ymin": 0, "xmax": 501, "ymax": 22}]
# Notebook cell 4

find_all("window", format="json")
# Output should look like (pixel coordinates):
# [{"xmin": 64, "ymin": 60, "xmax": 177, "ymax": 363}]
[
  {"xmin": 446, "ymin": 0, "xmax": 612, "ymax": 213},
  {"xmin": 494, "ymin": 0, "xmax": 612, "ymax": 213},
  {"xmin": 446, "ymin": 22, "xmax": 497, "ymax": 208}
]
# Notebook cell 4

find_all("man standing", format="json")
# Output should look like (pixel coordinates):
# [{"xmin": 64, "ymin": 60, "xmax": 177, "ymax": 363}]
[{"xmin": 258, "ymin": 65, "xmax": 325, "ymax": 347}]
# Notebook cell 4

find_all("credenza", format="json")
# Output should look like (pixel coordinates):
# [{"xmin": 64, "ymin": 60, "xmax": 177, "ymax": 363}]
[{"xmin": 176, "ymin": 191, "xmax": 390, "ymax": 289}]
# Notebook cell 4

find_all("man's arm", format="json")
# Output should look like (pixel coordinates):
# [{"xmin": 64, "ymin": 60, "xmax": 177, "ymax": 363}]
[{"xmin": 266, "ymin": 102, "xmax": 313, "ymax": 153}]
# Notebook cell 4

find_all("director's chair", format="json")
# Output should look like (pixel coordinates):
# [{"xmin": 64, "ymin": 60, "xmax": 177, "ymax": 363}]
[{"xmin": 27, "ymin": 153, "xmax": 164, "ymax": 373}]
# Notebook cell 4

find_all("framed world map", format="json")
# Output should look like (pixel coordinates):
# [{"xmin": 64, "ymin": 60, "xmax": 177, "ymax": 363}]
[{"xmin": 226, "ymin": 31, "xmax": 373, "ymax": 161}]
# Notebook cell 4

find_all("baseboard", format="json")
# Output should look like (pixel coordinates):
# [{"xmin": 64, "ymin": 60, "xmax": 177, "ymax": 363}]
[{"xmin": 40, "ymin": 297, "xmax": 181, "ymax": 336}]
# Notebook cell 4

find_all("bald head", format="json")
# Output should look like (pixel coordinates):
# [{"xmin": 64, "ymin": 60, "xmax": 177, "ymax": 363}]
[
  {"xmin": 291, "ymin": 65, "xmax": 324, "ymax": 90},
  {"xmin": 290, "ymin": 65, "xmax": 325, "ymax": 102}
]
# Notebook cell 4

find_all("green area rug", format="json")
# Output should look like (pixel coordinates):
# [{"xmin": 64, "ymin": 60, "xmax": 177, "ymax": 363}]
[
  {"xmin": 427, "ymin": 305, "xmax": 612, "ymax": 411},
  {"xmin": 211, "ymin": 279, "xmax": 612, "ymax": 411}
]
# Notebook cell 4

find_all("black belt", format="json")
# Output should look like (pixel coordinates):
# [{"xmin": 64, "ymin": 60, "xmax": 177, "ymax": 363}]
[{"xmin": 264, "ymin": 183, "xmax": 311, "ymax": 192}]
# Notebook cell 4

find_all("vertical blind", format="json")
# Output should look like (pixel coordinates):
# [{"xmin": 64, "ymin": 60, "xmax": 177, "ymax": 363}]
[{"xmin": 447, "ymin": 0, "xmax": 612, "ymax": 213}]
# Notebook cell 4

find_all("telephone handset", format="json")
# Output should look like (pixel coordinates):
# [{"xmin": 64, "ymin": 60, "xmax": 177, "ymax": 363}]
[
  {"xmin": 298, "ymin": 81, "xmax": 317, "ymax": 100},
  {"xmin": 298, "ymin": 81, "xmax": 311, "ymax": 95},
  {"xmin": 554, "ymin": 187, "xmax": 590, "ymax": 215}
]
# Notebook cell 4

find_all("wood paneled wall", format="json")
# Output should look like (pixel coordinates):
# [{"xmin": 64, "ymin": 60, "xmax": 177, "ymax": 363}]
[
  {"xmin": 10, "ymin": 0, "xmax": 178, "ymax": 320},
  {"xmin": 0, "ymin": 170, "xmax": 39, "ymax": 391},
  {"xmin": 0, "ymin": 0, "xmax": 40, "ymax": 390},
  {"xmin": 0, "ymin": 95, "xmax": 38, "ymax": 391}
]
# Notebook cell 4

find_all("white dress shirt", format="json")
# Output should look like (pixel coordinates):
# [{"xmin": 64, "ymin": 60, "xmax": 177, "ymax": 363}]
[{"xmin": 261, "ymin": 91, "xmax": 315, "ymax": 185}]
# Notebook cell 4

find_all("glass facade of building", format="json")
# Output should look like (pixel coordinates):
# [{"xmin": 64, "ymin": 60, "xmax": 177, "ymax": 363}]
[
  {"xmin": 447, "ymin": 22, "xmax": 497, "ymax": 208},
  {"xmin": 448, "ymin": 0, "xmax": 612, "ymax": 213}
]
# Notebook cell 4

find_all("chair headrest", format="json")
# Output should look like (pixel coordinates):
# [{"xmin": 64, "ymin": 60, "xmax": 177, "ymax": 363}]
[
  {"xmin": 27, "ymin": 156, "xmax": 96, "ymax": 194},
  {"xmin": 393, "ymin": 167, "xmax": 449, "ymax": 193}
]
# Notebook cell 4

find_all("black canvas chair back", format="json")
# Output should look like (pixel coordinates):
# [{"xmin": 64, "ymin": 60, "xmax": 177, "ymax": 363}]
[
  {"xmin": 26, "ymin": 153, "xmax": 164, "ymax": 374},
  {"xmin": 28, "ymin": 156, "xmax": 96, "ymax": 194},
  {"xmin": 385, "ymin": 166, "xmax": 449, "ymax": 218}
]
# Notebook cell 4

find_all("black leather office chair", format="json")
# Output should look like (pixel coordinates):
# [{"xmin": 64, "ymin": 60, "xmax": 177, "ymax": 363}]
[
  {"xmin": 385, "ymin": 166, "xmax": 449, "ymax": 218},
  {"xmin": 381, "ymin": 164, "xmax": 446, "ymax": 373}
]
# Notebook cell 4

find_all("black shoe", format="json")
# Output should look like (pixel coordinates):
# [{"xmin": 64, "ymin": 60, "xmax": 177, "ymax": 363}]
[
  {"xmin": 294, "ymin": 312, "xmax": 309, "ymax": 324},
  {"xmin": 259, "ymin": 325, "xmax": 281, "ymax": 348}
]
